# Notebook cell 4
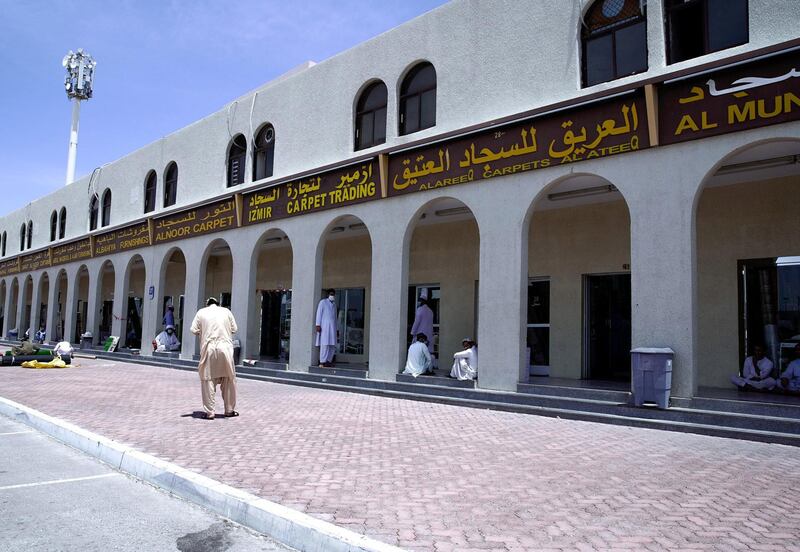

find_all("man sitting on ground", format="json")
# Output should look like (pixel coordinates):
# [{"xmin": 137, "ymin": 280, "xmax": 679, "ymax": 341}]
[
  {"xmin": 731, "ymin": 344, "xmax": 776, "ymax": 391},
  {"xmin": 403, "ymin": 333, "xmax": 432, "ymax": 378},
  {"xmin": 153, "ymin": 325, "xmax": 181, "ymax": 352},
  {"xmin": 450, "ymin": 338, "xmax": 478, "ymax": 381},
  {"xmin": 777, "ymin": 343, "xmax": 800, "ymax": 393}
]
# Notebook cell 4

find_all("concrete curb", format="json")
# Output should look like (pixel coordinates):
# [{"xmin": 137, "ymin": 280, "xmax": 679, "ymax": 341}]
[{"xmin": 0, "ymin": 396, "xmax": 406, "ymax": 552}]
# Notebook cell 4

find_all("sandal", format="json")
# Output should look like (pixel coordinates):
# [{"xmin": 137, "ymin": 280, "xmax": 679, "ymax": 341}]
[
  {"xmin": 225, "ymin": 411, "xmax": 239, "ymax": 417},
  {"xmin": 204, "ymin": 413, "xmax": 215, "ymax": 420}
]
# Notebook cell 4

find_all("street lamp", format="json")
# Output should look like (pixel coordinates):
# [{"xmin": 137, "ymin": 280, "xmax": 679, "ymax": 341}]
[{"xmin": 62, "ymin": 49, "xmax": 96, "ymax": 186}]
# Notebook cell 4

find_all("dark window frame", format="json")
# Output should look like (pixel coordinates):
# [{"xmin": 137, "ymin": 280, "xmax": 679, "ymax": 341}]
[
  {"xmin": 227, "ymin": 134, "xmax": 247, "ymax": 188},
  {"xmin": 144, "ymin": 171, "xmax": 157, "ymax": 214},
  {"xmin": 399, "ymin": 62, "xmax": 437, "ymax": 136},
  {"xmin": 665, "ymin": 0, "xmax": 750, "ymax": 64},
  {"xmin": 50, "ymin": 211, "xmax": 58, "ymax": 242},
  {"xmin": 26, "ymin": 221, "xmax": 32, "ymax": 250},
  {"xmin": 1, "ymin": 231, "xmax": 6, "ymax": 257},
  {"xmin": 581, "ymin": 0, "xmax": 648, "ymax": 87},
  {"xmin": 354, "ymin": 81, "xmax": 388, "ymax": 151},
  {"xmin": 19, "ymin": 224, "xmax": 25, "ymax": 252},
  {"xmin": 101, "ymin": 190, "xmax": 112, "ymax": 227},
  {"xmin": 252, "ymin": 125, "xmax": 275, "ymax": 181},
  {"xmin": 89, "ymin": 196, "xmax": 99, "ymax": 231},
  {"xmin": 59, "ymin": 207, "xmax": 66, "ymax": 239},
  {"xmin": 164, "ymin": 162, "xmax": 178, "ymax": 207}
]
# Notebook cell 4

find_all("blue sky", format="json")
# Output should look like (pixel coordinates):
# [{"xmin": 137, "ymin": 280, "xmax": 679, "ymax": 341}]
[{"xmin": 0, "ymin": 0, "xmax": 448, "ymax": 215}]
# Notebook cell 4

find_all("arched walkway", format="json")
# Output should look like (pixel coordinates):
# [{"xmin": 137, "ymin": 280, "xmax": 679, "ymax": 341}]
[
  {"xmin": 524, "ymin": 174, "xmax": 631, "ymax": 383},
  {"xmin": 123, "ymin": 255, "xmax": 146, "ymax": 349},
  {"xmin": 251, "ymin": 229, "xmax": 293, "ymax": 361},
  {"xmin": 20, "ymin": 275, "xmax": 33, "ymax": 338},
  {"xmin": 0, "ymin": 280, "xmax": 6, "ymax": 336},
  {"xmin": 158, "ymin": 248, "xmax": 187, "ymax": 352},
  {"xmin": 694, "ymin": 138, "xmax": 800, "ymax": 390},
  {"xmin": 73, "ymin": 265, "xmax": 90, "ymax": 344},
  {"xmin": 54, "ymin": 269, "xmax": 68, "ymax": 342},
  {"xmin": 95, "ymin": 261, "xmax": 116, "ymax": 344},
  {"xmin": 7, "ymin": 278, "xmax": 19, "ymax": 338},
  {"xmin": 36, "ymin": 272, "xmax": 50, "ymax": 339}
]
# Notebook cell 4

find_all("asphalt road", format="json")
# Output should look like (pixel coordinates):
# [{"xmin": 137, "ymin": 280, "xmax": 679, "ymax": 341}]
[{"xmin": 0, "ymin": 415, "xmax": 293, "ymax": 552}]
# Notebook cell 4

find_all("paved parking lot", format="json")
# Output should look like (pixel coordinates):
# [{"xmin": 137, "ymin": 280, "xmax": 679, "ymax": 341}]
[{"xmin": 1, "ymin": 354, "xmax": 799, "ymax": 551}]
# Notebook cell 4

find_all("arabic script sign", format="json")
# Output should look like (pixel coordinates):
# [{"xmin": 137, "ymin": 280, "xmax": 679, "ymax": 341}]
[
  {"xmin": 0, "ymin": 258, "xmax": 19, "ymax": 277},
  {"xmin": 242, "ymin": 160, "xmax": 379, "ymax": 226},
  {"xmin": 388, "ymin": 93, "xmax": 648, "ymax": 196},
  {"xmin": 660, "ymin": 49, "xmax": 800, "ymax": 145},
  {"xmin": 20, "ymin": 250, "xmax": 51, "ymax": 272},
  {"xmin": 51, "ymin": 238, "xmax": 92, "ymax": 266},
  {"xmin": 95, "ymin": 222, "xmax": 150, "ymax": 256},
  {"xmin": 153, "ymin": 199, "xmax": 236, "ymax": 244}
]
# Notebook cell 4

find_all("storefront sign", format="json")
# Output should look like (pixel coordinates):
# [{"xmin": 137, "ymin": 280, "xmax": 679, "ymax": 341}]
[
  {"xmin": 0, "ymin": 258, "xmax": 19, "ymax": 277},
  {"xmin": 19, "ymin": 249, "xmax": 51, "ymax": 272},
  {"xmin": 243, "ymin": 160, "xmax": 379, "ymax": 226},
  {"xmin": 95, "ymin": 222, "xmax": 150, "ymax": 256},
  {"xmin": 388, "ymin": 94, "xmax": 648, "ymax": 196},
  {"xmin": 51, "ymin": 238, "xmax": 93, "ymax": 266},
  {"xmin": 153, "ymin": 198, "xmax": 236, "ymax": 244},
  {"xmin": 659, "ymin": 49, "xmax": 800, "ymax": 145}
]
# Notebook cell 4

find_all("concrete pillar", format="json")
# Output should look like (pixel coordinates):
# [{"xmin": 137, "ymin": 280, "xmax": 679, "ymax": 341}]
[
  {"xmin": 141, "ymin": 257, "xmax": 161, "ymax": 357},
  {"xmin": 474, "ymin": 206, "xmax": 527, "ymax": 392},
  {"xmin": 230, "ymin": 240, "xmax": 256, "ymax": 360},
  {"xmin": 364, "ymin": 216, "xmax": 408, "ymax": 381},
  {"xmin": 16, "ymin": 279, "xmax": 28, "ymax": 338},
  {"xmin": 45, "ymin": 272, "xmax": 59, "ymax": 343},
  {"xmin": 86, "ymin": 267, "xmax": 100, "ymax": 345},
  {"xmin": 2, "ymin": 281, "xmax": 12, "ymax": 338},
  {"xmin": 288, "ymin": 223, "xmax": 326, "ymax": 372},
  {"xmin": 29, "ymin": 274, "xmax": 43, "ymax": 338}
]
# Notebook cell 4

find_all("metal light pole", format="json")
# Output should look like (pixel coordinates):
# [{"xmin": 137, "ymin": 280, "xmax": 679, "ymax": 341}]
[{"xmin": 62, "ymin": 49, "xmax": 96, "ymax": 186}]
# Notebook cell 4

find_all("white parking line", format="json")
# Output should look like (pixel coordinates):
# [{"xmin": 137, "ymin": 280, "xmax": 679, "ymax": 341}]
[
  {"xmin": 0, "ymin": 473, "xmax": 122, "ymax": 491},
  {"xmin": 0, "ymin": 431, "xmax": 34, "ymax": 436}
]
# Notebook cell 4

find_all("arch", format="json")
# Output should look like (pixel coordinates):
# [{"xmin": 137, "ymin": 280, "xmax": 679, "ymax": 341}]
[
  {"xmin": 251, "ymin": 227, "xmax": 294, "ymax": 360},
  {"xmin": 53, "ymin": 268, "xmax": 68, "ymax": 342},
  {"xmin": 252, "ymin": 124, "xmax": 275, "ymax": 181},
  {"xmin": 227, "ymin": 134, "xmax": 247, "ymax": 187},
  {"xmin": 122, "ymin": 254, "xmax": 147, "ymax": 349},
  {"xmin": 164, "ymin": 162, "xmax": 178, "ymax": 207},
  {"xmin": 158, "ymin": 247, "xmax": 187, "ymax": 351},
  {"xmin": 398, "ymin": 61, "xmax": 436, "ymax": 135},
  {"xmin": 36, "ymin": 271, "xmax": 50, "ymax": 339},
  {"xmin": 26, "ymin": 221, "xmax": 32, "ymax": 250},
  {"xmin": 101, "ymin": 189, "xmax": 112, "ymax": 227},
  {"xmin": 693, "ymin": 137, "xmax": 800, "ymax": 390},
  {"xmin": 21, "ymin": 274, "xmax": 33, "ymax": 336},
  {"xmin": 7, "ymin": 277, "xmax": 19, "ymax": 337},
  {"xmin": 524, "ymin": 172, "xmax": 632, "ymax": 382},
  {"xmin": 19, "ymin": 223, "xmax": 25, "ymax": 251},
  {"xmin": 89, "ymin": 195, "xmax": 99, "ymax": 231},
  {"xmin": 315, "ymin": 215, "xmax": 374, "ymax": 367},
  {"xmin": 581, "ymin": 0, "xmax": 647, "ymax": 87},
  {"xmin": 73, "ymin": 264, "xmax": 90, "ymax": 343},
  {"xmin": 1, "ymin": 231, "xmax": 6, "ymax": 256},
  {"xmin": 0, "ymin": 279, "xmax": 6, "ymax": 336},
  {"xmin": 199, "ymin": 238, "xmax": 234, "ymax": 310},
  {"xmin": 354, "ymin": 80, "xmax": 388, "ymax": 151},
  {"xmin": 59, "ymin": 207, "xmax": 67, "ymax": 239},
  {"xmin": 144, "ymin": 170, "xmax": 157, "ymax": 213},
  {"xmin": 95, "ymin": 259, "xmax": 116, "ymax": 342},
  {"xmin": 50, "ymin": 211, "xmax": 58, "ymax": 242}
]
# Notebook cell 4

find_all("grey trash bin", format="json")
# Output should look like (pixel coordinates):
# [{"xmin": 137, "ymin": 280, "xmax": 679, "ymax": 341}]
[
  {"xmin": 631, "ymin": 347, "xmax": 674, "ymax": 409},
  {"xmin": 80, "ymin": 335, "xmax": 93, "ymax": 350}
]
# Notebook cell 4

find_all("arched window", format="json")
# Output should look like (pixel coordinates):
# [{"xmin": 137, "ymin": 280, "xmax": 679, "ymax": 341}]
[
  {"xmin": 1, "ymin": 231, "xmax": 6, "ymax": 257},
  {"xmin": 101, "ymin": 190, "xmax": 112, "ymax": 227},
  {"xmin": 89, "ymin": 196, "xmax": 99, "ymax": 231},
  {"xmin": 59, "ymin": 207, "xmax": 67, "ymax": 239},
  {"xmin": 144, "ymin": 171, "xmax": 157, "ymax": 213},
  {"xmin": 399, "ymin": 62, "xmax": 436, "ymax": 136},
  {"xmin": 354, "ymin": 82, "xmax": 388, "ymax": 151},
  {"xmin": 582, "ymin": 0, "xmax": 647, "ymax": 87},
  {"xmin": 253, "ymin": 125, "xmax": 275, "ymax": 181},
  {"xmin": 665, "ymin": 0, "xmax": 748, "ymax": 64},
  {"xmin": 164, "ymin": 162, "xmax": 178, "ymax": 207},
  {"xmin": 227, "ymin": 134, "xmax": 247, "ymax": 187},
  {"xmin": 20, "ymin": 224, "xmax": 25, "ymax": 251},
  {"xmin": 26, "ymin": 221, "xmax": 32, "ymax": 250},
  {"xmin": 50, "ymin": 211, "xmax": 58, "ymax": 242}
]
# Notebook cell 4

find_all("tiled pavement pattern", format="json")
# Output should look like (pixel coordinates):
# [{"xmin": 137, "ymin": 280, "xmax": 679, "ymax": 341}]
[{"xmin": 1, "ymin": 355, "xmax": 799, "ymax": 552}]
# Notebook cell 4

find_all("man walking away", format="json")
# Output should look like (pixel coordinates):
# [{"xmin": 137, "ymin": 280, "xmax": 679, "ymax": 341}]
[{"xmin": 190, "ymin": 297, "xmax": 239, "ymax": 419}]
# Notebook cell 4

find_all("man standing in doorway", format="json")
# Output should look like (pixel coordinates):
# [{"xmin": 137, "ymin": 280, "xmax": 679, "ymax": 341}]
[
  {"xmin": 316, "ymin": 289, "xmax": 338, "ymax": 367},
  {"xmin": 190, "ymin": 297, "xmax": 239, "ymax": 420},
  {"xmin": 410, "ymin": 290, "xmax": 435, "ymax": 374}
]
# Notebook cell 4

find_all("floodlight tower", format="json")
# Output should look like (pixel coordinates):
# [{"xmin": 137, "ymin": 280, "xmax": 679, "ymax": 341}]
[{"xmin": 62, "ymin": 49, "xmax": 96, "ymax": 186}]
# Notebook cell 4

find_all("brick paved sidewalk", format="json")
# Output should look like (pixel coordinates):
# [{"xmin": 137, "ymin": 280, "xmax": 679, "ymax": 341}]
[{"xmin": 1, "ymin": 355, "xmax": 799, "ymax": 552}]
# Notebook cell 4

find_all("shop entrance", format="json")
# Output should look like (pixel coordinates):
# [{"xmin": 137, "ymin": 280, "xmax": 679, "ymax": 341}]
[
  {"xmin": 259, "ymin": 290, "xmax": 291, "ymax": 360},
  {"xmin": 585, "ymin": 273, "xmax": 631, "ymax": 381},
  {"xmin": 407, "ymin": 285, "xmax": 441, "ymax": 366}
]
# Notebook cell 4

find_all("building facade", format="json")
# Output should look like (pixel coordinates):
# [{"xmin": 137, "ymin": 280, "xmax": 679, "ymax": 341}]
[{"xmin": 1, "ymin": 0, "xmax": 799, "ymax": 397}]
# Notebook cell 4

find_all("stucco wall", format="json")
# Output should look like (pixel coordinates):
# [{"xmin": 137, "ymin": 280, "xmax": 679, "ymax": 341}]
[
  {"xmin": 696, "ymin": 174, "xmax": 800, "ymax": 388},
  {"xmin": 528, "ymin": 199, "xmax": 631, "ymax": 379}
]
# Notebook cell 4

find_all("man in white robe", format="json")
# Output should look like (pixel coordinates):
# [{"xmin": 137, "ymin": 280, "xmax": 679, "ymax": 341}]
[
  {"xmin": 731, "ymin": 344, "xmax": 776, "ymax": 390},
  {"xmin": 403, "ymin": 333, "xmax": 432, "ymax": 377},
  {"xmin": 154, "ymin": 325, "xmax": 181, "ymax": 352},
  {"xmin": 451, "ymin": 338, "xmax": 478, "ymax": 380},
  {"xmin": 315, "ymin": 289, "xmax": 338, "ymax": 367},
  {"xmin": 410, "ymin": 291, "xmax": 435, "ymax": 373},
  {"xmin": 190, "ymin": 297, "xmax": 239, "ymax": 419},
  {"xmin": 777, "ymin": 343, "xmax": 800, "ymax": 392}
]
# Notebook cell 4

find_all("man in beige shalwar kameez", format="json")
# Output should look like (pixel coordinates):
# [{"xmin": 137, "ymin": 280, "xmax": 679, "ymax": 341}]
[{"xmin": 190, "ymin": 297, "xmax": 239, "ymax": 419}]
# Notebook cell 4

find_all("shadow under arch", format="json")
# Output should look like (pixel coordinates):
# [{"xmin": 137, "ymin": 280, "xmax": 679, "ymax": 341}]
[
  {"xmin": 693, "ymin": 136, "xmax": 800, "ymax": 390},
  {"xmin": 0, "ymin": 279, "xmax": 6, "ymax": 336},
  {"xmin": 250, "ymin": 227, "xmax": 294, "ymax": 360},
  {"xmin": 121, "ymin": 254, "xmax": 147, "ymax": 348},
  {"xmin": 524, "ymin": 171, "xmax": 632, "ymax": 383}
]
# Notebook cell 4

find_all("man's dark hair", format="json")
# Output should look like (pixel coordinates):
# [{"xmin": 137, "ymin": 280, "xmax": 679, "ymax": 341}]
[
  {"xmin": 206, "ymin": 297, "xmax": 218, "ymax": 306},
  {"xmin": 416, "ymin": 332, "xmax": 428, "ymax": 341},
  {"xmin": 326, "ymin": 289, "xmax": 335, "ymax": 295}
]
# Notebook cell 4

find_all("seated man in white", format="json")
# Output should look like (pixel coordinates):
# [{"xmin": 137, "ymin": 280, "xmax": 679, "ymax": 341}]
[
  {"xmin": 154, "ymin": 325, "xmax": 181, "ymax": 352},
  {"xmin": 777, "ymin": 343, "xmax": 800, "ymax": 392},
  {"xmin": 731, "ymin": 344, "xmax": 776, "ymax": 390},
  {"xmin": 403, "ymin": 333, "xmax": 432, "ymax": 378},
  {"xmin": 450, "ymin": 338, "xmax": 478, "ymax": 381}
]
